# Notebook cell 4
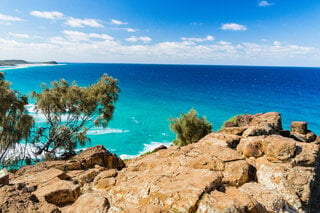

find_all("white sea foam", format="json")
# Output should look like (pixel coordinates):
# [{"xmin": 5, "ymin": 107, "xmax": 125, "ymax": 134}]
[
  {"xmin": 87, "ymin": 128, "xmax": 129, "ymax": 135},
  {"xmin": 120, "ymin": 141, "xmax": 172, "ymax": 159}
]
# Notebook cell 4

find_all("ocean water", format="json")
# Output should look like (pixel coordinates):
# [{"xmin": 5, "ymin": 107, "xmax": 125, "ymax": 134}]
[{"xmin": 1, "ymin": 63, "xmax": 320, "ymax": 158}]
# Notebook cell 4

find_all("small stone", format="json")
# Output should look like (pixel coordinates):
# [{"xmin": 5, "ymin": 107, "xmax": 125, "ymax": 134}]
[
  {"xmin": 291, "ymin": 121, "xmax": 307, "ymax": 134},
  {"xmin": 23, "ymin": 186, "xmax": 37, "ymax": 193},
  {"xmin": 306, "ymin": 131, "xmax": 317, "ymax": 142},
  {"xmin": 17, "ymin": 183, "xmax": 26, "ymax": 190},
  {"xmin": 0, "ymin": 168, "xmax": 9, "ymax": 185},
  {"xmin": 29, "ymin": 194, "xmax": 39, "ymax": 203}
]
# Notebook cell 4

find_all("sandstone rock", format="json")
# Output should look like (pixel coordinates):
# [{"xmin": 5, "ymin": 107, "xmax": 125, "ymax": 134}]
[
  {"xmin": 108, "ymin": 166, "xmax": 223, "ymax": 211},
  {"xmin": 255, "ymin": 158, "xmax": 314, "ymax": 211},
  {"xmin": 225, "ymin": 187, "xmax": 266, "ymax": 213},
  {"xmin": 223, "ymin": 160, "xmax": 250, "ymax": 186},
  {"xmin": 218, "ymin": 127, "xmax": 247, "ymax": 136},
  {"xmin": 242, "ymin": 112, "xmax": 282, "ymax": 137},
  {"xmin": 291, "ymin": 121, "xmax": 307, "ymax": 134},
  {"xmin": 73, "ymin": 168, "xmax": 101, "ymax": 185},
  {"xmin": 239, "ymin": 182, "xmax": 287, "ymax": 212},
  {"xmin": 0, "ymin": 168, "xmax": 9, "ymax": 185},
  {"xmin": 93, "ymin": 169, "xmax": 118, "ymax": 190},
  {"xmin": 223, "ymin": 114, "xmax": 254, "ymax": 127},
  {"xmin": 66, "ymin": 193, "xmax": 109, "ymax": 213},
  {"xmin": 237, "ymin": 137, "xmax": 265, "ymax": 158},
  {"xmin": 199, "ymin": 132, "xmax": 241, "ymax": 148},
  {"xmin": 12, "ymin": 168, "xmax": 68, "ymax": 187},
  {"xmin": 264, "ymin": 135, "xmax": 296, "ymax": 162},
  {"xmin": 124, "ymin": 205, "xmax": 168, "ymax": 213},
  {"xmin": 72, "ymin": 145, "xmax": 125, "ymax": 170},
  {"xmin": 306, "ymin": 131, "xmax": 317, "ymax": 142},
  {"xmin": 152, "ymin": 145, "xmax": 167, "ymax": 152},
  {"xmin": 34, "ymin": 179, "xmax": 80, "ymax": 206},
  {"xmin": 196, "ymin": 190, "xmax": 246, "ymax": 213},
  {"xmin": 294, "ymin": 142, "xmax": 319, "ymax": 166}
]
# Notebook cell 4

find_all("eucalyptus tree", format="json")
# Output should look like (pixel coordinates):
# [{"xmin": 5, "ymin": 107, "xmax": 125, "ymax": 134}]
[
  {"xmin": 0, "ymin": 72, "xmax": 34, "ymax": 166},
  {"xmin": 170, "ymin": 108, "xmax": 212, "ymax": 146},
  {"xmin": 31, "ymin": 74, "xmax": 119, "ymax": 157}
]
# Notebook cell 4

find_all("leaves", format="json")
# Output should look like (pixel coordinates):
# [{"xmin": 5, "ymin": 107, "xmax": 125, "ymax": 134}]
[
  {"xmin": 170, "ymin": 108, "xmax": 212, "ymax": 146},
  {"xmin": 32, "ymin": 74, "xmax": 119, "ymax": 156},
  {"xmin": 0, "ymin": 73, "xmax": 34, "ymax": 166}
]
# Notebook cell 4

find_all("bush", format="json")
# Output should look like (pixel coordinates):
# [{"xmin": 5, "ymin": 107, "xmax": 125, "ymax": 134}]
[{"xmin": 170, "ymin": 108, "xmax": 212, "ymax": 146}]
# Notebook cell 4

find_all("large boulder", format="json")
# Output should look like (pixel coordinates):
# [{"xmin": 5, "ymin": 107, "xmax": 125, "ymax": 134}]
[
  {"xmin": 71, "ymin": 145, "xmax": 125, "ymax": 170},
  {"xmin": 239, "ymin": 182, "xmax": 288, "ymax": 212},
  {"xmin": 196, "ymin": 190, "xmax": 247, "ymax": 213},
  {"xmin": 255, "ymin": 158, "xmax": 314, "ymax": 211},
  {"xmin": 34, "ymin": 179, "xmax": 80, "ymax": 206},
  {"xmin": 263, "ymin": 135, "xmax": 296, "ymax": 162},
  {"xmin": 66, "ymin": 192, "xmax": 109, "ymax": 213},
  {"xmin": 242, "ymin": 112, "xmax": 282, "ymax": 137}
]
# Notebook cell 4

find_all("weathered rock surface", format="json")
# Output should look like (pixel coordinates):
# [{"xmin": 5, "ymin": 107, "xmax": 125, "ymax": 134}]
[{"xmin": 0, "ymin": 112, "xmax": 319, "ymax": 212}]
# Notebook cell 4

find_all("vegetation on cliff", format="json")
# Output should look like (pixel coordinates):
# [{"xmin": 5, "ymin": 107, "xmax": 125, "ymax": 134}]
[
  {"xmin": 31, "ymin": 74, "xmax": 119, "ymax": 157},
  {"xmin": 170, "ymin": 108, "xmax": 212, "ymax": 146},
  {"xmin": 0, "ymin": 73, "xmax": 34, "ymax": 166},
  {"xmin": 0, "ymin": 73, "xmax": 119, "ymax": 167}
]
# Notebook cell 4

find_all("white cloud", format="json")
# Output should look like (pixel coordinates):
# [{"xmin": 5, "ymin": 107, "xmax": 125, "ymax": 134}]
[
  {"xmin": 8, "ymin": 32, "xmax": 30, "ymax": 39},
  {"xmin": 258, "ymin": 1, "xmax": 273, "ymax": 7},
  {"xmin": 30, "ymin": 11, "xmax": 64, "ymax": 20},
  {"xmin": 273, "ymin": 41, "xmax": 281, "ymax": 46},
  {"xmin": 181, "ymin": 35, "xmax": 214, "ymax": 42},
  {"xmin": 0, "ymin": 13, "xmax": 23, "ymax": 22},
  {"xmin": 111, "ymin": 19, "xmax": 127, "ymax": 25},
  {"xmin": 126, "ymin": 36, "xmax": 152, "ymax": 43},
  {"xmin": 65, "ymin": 17, "xmax": 103, "ymax": 28},
  {"xmin": 62, "ymin": 30, "xmax": 113, "ymax": 41},
  {"xmin": 0, "ymin": 35, "xmax": 318, "ymax": 66},
  {"xmin": 221, "ymin": 23, "xmax": 247, "ymax": 31},
  {"xmin": 218, "ymin": 41, "xmax": 231, "ymax": 45},
  {"xmin": 126, "ymin": 28, "xmax": 136, "ymax": 32}
]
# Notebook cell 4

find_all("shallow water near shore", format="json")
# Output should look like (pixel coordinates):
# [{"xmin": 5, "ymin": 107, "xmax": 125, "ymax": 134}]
[{"xmin": 1, "ymin": 63, "xmax": 320, "ymax": 157}]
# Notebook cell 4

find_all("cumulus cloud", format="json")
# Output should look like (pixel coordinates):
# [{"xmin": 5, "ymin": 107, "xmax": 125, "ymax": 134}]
[
  {"xmin": 273, "ymin": 41, "xmax": 281, "ymax": 46},
  {"xmin": 221, "ymin": 23, "xmax": 247, "ymax": 31},
  {"xmin": 62, "ymin": 30, "xmax": 113, "ymax": 41},
  {"xmin": 64, "ymin": 17, "xmax": 103, "ymax": 28},
  {"xmin": 258, "ymin": 1, "xmax": 273, "ymax": 7},
  {"xmin": 126, "ymin": 28, "xmax": 137, "ymax": 32},
  {"xmin": 8, "ymin": 32, "xmax": 30, "ymax": 39},
  {"xmin": 0, "ymin": 34, "xmax": 318, "ymax": 66},
  {"xmin": 0, "ymin": 13, "xmax": 23, "ymax": 22},
  {"xmin": 30, "ymin": 11, "xmax": 64, "ymax": 20},
  {"xmin": 111, "ymin": 19, "xmax": 127, "ymax": 25},
  {"xmin": 181, "ymin": 35, "xmax": 214, "ymax": 42},
  {"xmin": 126, "ymin": 36, "xmax": 152, "ymax": 43}
]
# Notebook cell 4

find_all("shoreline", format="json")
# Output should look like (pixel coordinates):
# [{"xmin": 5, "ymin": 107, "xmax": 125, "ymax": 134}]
[{"xmin": 0, "ymin": 63, "xmax": 65, "ymax": 71}]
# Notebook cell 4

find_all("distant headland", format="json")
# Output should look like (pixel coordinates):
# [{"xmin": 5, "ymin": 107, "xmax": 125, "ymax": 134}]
[{"xmin": 0, "ymin": 60, "xmax": 58, "ymax": 66}]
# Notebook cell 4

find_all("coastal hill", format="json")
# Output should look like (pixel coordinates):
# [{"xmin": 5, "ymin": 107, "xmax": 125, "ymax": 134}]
[
  {"xmin": 0, "ymin": 112, "xmax": 319, "ymax": 212},
  {"xmin": 0, "ymin": 60, "xmax": 58, "ymax": 66}
]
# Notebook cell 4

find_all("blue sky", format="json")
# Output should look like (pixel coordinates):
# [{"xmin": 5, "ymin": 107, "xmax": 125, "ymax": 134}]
[{"xmin": 0, "ymin": 0, "xmax": 320, "ymax": 66}]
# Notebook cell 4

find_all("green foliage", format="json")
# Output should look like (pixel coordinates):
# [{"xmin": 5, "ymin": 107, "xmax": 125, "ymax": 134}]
[
  {"xmin": 0, "ymin": 72, "xmax": 34, "ymax": 166},
  {"xmin": 170, "ymin": 108, "xmax": 212, "ymax": 147},
  {"xmin": 31, "ymin": 74, "xmax": 119, "ymax": 156}
]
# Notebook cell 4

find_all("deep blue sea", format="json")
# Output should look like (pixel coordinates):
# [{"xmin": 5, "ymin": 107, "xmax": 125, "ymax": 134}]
[{"xmin": 1, "ymin": 63, "xmax": 320, "ymax": 158}]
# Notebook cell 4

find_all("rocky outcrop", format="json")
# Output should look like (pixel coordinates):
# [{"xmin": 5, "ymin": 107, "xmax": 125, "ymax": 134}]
[{"xmin": 0, "ymin": 112, "xmax": 319, "ymax": 212}]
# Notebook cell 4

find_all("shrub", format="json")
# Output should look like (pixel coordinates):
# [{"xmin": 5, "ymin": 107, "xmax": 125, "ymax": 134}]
[{"xmin": 170, "ymin": 108, "xmax": 212, "ymax": 146}]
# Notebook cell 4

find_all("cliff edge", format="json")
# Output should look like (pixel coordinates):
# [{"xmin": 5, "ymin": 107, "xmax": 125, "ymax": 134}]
[{"xmin": 0, "ymin": 112, "xmax": 319, "ymax": 212}]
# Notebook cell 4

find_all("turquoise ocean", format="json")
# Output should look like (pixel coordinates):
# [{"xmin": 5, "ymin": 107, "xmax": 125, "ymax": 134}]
[{"xmin": 1, "ymin": 63, "xmax": 320, "ymax": 158}]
